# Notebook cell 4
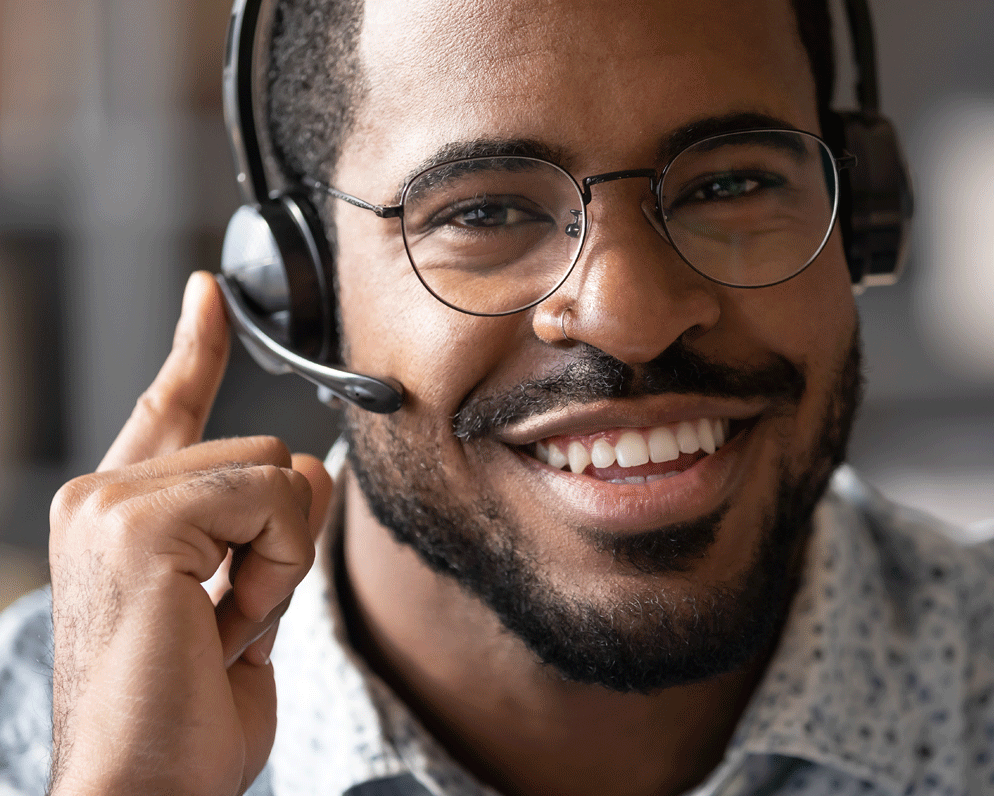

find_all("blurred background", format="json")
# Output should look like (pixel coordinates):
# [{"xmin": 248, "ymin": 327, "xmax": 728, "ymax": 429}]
[{"xmin": 1, "ymin": 0, "xmax": 992, "ymax": 607}]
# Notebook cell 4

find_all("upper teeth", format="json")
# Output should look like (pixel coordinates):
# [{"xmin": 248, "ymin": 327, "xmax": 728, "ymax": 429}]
[{"xmin": 534, "ymin": 418, "xmax": 730, "ymax": 474}]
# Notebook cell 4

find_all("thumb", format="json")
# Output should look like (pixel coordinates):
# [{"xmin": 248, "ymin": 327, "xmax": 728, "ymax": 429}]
[
  {"xmin": 292, "ymin": 453, "xmax": 335, "ymax": 541},
  {"xmin": 99, "ymin": 272, "xmax": 230, "ymax": 472}
]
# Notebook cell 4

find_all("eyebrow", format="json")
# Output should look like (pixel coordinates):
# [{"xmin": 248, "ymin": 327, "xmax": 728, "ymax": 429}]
[
  {"xmin": 393, "ymin": 111, "xmax": 804, "ymax": 200},
  {"xmin": 657, "ymin": 111, "xmax": 802, "ymax": 162},
  {"xmin": 394, "ymin": 139, "xmax": 570, "ymax": 202},
  {"xmin": 684, "ymin": 127, "xmax": 810, "ymax": 161}
]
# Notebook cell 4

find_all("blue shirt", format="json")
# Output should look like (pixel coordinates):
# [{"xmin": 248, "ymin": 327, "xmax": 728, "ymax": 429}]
[{"xmin": 2, "ymin": 465, "xmax": 993, "ymax": 796}]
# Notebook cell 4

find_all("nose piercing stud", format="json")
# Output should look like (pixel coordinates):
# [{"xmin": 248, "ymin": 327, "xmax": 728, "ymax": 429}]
[{"xmin": 561, "ymin": 308, "xmax": 573, "ymax": 342}]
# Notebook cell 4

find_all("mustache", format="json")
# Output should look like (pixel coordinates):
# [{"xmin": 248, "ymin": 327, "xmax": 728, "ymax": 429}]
[{"xmin": 452, "ymin": 340, "xmax": 805, "ymax": 441}]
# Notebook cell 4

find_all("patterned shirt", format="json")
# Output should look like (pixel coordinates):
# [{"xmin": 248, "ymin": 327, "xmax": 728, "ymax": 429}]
[{"xmin": 2, "ymin": 459, "xmax": 993, "ymax": 796}]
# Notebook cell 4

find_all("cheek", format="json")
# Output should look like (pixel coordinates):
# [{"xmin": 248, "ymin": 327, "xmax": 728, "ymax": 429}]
[
  {"xmin": 768, "ymin": 240, "xmax": 858, "ymax": 456},
  {"xmin": 719, "ymin": 232, "xmax": 855, "ymax": 364},
  {"xmin": 784, "ymin": 235, "xmax": 859, "ymax": 375},
  {"xmin": 334, "ymin": 204, "xmax": 523, "ymax": 414},
  {"xmin": 333, "ymin": 204, "xmax": 417, "ymax": 359},
  {"xmin": 714, "ymin": 233, "xmax": 857, "ymax": 446}
]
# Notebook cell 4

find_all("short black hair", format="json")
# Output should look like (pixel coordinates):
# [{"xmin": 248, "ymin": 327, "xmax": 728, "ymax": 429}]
[
  {"xmin": 268, "ymin": 0, "xmax": 365, "ymax": 186},
  {"xmin": 268, "ymin": 0, "xmax": 836, "ymax": 195}
]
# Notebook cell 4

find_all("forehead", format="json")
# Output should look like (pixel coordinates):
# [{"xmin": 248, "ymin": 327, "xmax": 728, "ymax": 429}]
[{"xmin": 347, "ymin": 0, "xmax": 816, "ymax": 180}]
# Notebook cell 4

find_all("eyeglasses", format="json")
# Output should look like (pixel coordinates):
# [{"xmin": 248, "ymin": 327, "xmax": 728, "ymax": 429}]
[{"xmin": 304, "ymin": 129, "xmax": 852, "ymax": 317}]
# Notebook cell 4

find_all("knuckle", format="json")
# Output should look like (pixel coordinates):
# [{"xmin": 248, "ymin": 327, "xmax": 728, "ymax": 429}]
[
  {"xmin": 195, "ymin": 462, "xmax": 250, "ymax": 493},
  {"xmin": 50, "ymin": 476, "xmax": 96, "ymax": 529},
  {"xmin": 49, "ymin": 478, "xmax": 140, "ymax": 565},
  {"xmin": 135, "ymin": 385, "xmax": 198, "ymax": 438},
  {"xmin": 134, "ymin": 386, "xmax": 169, "ymax": 423},
  {"xmin": 287, "ymin": 467, "xmax": 313, "ymax": 494},
  {"xmin": 80, "ymin": 482, "xmax": 126, "ymax": 522},
  {"xmin": 255, "ymin": 463, "xmax": 285, "ymax": 491},
  {"xmin": 101, "ymin": 501, "xmax": 141, "ymax": 546}
]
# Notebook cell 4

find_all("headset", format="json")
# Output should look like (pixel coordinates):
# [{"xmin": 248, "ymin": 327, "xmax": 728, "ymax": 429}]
[
  {"xmin": 219, "ymin": 0, "xmax": 404, "ymax": 413},
  {"xmin": 218, "ymin": 0, "xmax": 913, "ymax": 415}
]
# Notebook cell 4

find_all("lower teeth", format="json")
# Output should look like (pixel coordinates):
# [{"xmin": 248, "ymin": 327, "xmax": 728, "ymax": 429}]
[
  {"xmin": 607, "ymin": 471, "xmax": 680, "ymax": 485},
  {"xmin": 649, "ymin": 471, "xmax": 681, "ymax": 482}
]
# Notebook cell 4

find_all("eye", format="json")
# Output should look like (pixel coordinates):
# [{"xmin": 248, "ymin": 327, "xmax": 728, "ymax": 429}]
[
  {"xmin": 430, "ymin": 195, "xmax": 553, "ymax": 231},
  {"xmin": 676, "ymin": 171, "xmax": 784, "ymax": 205}
]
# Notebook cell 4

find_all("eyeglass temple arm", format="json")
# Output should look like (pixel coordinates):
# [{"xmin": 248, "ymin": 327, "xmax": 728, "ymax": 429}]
[{"xmin": 301, "ymin": 176, "xmax": 403, "ymax": 218}]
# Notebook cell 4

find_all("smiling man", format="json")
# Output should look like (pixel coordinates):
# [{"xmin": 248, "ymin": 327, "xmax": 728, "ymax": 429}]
[
  {"xmin": 332, "ymin": 0, "xmax": 857, "ymax": 694},
  {"xmin": 2, "ymin": 1, "xmax": 994, "ymax": 795}
]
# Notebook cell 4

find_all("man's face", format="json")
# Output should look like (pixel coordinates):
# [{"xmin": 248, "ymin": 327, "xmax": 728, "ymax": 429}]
[{"xmin": 331, "ymin": 0, "xmax": 860, "ymax": 689}]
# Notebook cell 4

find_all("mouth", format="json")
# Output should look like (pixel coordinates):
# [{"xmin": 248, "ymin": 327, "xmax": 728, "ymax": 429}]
[
  {"xmin": 491, "ymin": 399, "xmax": 768, "ymax": 530},
  {"xmin": 522, "ymin": 417, "xmax": 753, "ymax": 484}
]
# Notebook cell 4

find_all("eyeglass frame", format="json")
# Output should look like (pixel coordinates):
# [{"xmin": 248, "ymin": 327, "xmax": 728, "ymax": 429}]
[{"xmin": 301, "ymin": 128, "xmax": 857, "ymax": 317}]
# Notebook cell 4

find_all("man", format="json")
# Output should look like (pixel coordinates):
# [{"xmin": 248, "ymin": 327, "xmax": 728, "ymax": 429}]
[{"xmin": 2, "ymin": 0, "xmax": 993, "ymax": 794}]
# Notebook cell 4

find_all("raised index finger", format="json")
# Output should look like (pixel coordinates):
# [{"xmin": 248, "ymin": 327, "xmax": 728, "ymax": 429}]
[{"xmin": 99, "ymin": 271, "xmax": 230, "ymax": 472}]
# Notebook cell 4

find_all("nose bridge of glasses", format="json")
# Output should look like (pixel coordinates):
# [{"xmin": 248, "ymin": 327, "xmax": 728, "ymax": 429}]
[{"xmin": 580, "ymin": 168, "xmax": 659, "ymax": 204}]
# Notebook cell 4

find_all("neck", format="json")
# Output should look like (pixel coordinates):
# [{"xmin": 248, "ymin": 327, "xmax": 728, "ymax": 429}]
[{"xmin": 341, "ymin": 474, "xmax": 771, "ymax": 796}]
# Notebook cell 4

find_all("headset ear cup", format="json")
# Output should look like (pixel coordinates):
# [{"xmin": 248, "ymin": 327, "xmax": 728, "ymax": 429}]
[
  {"xmin": 834, "ymin": 110, "xmax": 915, "ymax": 287},
  {"xmin": 221, "ymin": 195, "xmax": 335, "ymax": 361},
  {"xmin": 278, "ymin": 193, "xmax": 337, "ymax": 361}
]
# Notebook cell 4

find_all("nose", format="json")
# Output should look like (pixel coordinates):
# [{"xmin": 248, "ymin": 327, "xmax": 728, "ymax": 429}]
[{"xmin": 533, "ymin": 187, "xmax": 722, "ymax": 365}]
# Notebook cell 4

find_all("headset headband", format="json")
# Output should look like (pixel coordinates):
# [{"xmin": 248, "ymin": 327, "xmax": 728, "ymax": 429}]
[
  {"xmin": 225, "ymin": 0, "xmax": 279, "ymax": 206},
  {"xmin": 844, "ymin": 0, "xmax": 879, "ymax": 114}
]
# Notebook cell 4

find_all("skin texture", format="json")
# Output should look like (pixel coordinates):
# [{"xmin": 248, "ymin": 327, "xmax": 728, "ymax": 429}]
[{"xmin": 45, "ymin": 1, "xmax": 858, "ymax": 795}]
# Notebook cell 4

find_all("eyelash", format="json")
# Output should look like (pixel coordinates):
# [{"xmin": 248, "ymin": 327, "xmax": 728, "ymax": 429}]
[
  {"xmin": 670, "ymin": 170, "xmax": 785, "ymax": 208},
  {"xmin": 426, "ymin": 196, "xmax": 551, "ymax": 231}
]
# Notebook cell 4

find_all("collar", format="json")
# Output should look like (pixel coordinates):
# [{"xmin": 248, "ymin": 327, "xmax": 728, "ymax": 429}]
[{"xmin": 713, "ymin": 467, "xmax": 974, "ymax": 795}]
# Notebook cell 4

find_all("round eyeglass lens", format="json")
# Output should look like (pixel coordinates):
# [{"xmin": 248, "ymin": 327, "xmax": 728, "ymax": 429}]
[
  {"xmin": 400, "ymin": 156, "xmax": 586, "ymax": 315},
  {"xmin": 658, "ymin": 130, "xmax": 839, "ymax": 287}
]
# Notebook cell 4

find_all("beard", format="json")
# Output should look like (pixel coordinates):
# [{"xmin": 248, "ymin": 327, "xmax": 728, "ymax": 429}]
[{"xmin": 344, "ymin": 330, "xmax": 863, "ymax": 693}]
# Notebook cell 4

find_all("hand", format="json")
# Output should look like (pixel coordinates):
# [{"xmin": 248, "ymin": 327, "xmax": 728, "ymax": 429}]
[{"xmin": 47, "ymin": 272, "xmax": 334, "ymax": 796}]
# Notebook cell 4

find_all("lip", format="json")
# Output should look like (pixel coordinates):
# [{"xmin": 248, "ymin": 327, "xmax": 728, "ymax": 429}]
[
  {"xmin": 496, "ymin": 395, "xmax": 770, "ymax": 446},
  {"xmin": 504, "ymin": 412, "xmax": 760, "ymax": 534}
]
